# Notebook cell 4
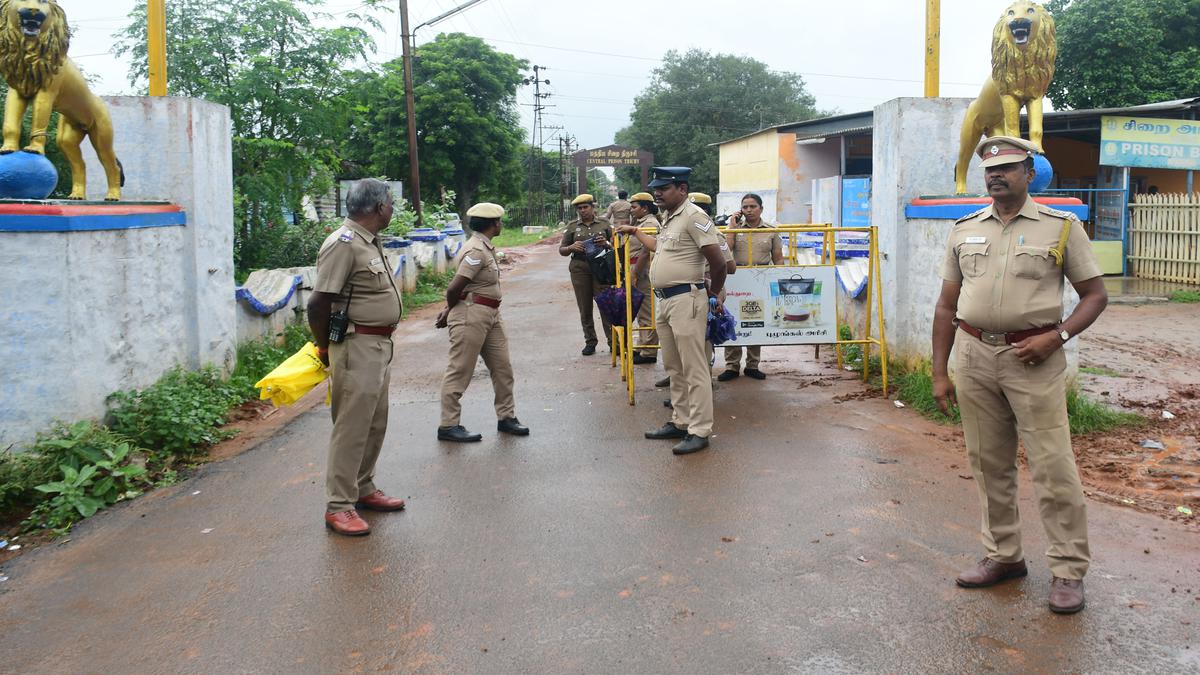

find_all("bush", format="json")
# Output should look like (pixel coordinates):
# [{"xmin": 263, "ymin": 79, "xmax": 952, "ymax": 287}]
[
  {"xmin": 107, "ymin": 368, "xmax": 246, "ymax": 459},
  {"xmin": 1, "ymin": 422, "xmax": 149, "ymax": 531},
  {"xmin": 235, "ymin": 218, "xmax": 333, "ymax": 280},
  {"xmin": 1170, "ymin": 290, "xmax": 1200, "ymax": 303}
]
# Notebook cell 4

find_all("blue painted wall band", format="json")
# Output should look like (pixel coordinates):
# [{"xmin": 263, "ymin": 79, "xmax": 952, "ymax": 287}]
[{"xmin": 0, "ymin": 212, "xmax": 187, "ymax": 232}]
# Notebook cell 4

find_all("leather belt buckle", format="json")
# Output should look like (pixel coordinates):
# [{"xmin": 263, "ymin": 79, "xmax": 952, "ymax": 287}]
[
  {"xmin": 980, "ymin": 330, "xmax": 1006, "ymax": 346},
  {"xmin": 653, "ymin": 288, "xmax": 666, "ymax": 299}
]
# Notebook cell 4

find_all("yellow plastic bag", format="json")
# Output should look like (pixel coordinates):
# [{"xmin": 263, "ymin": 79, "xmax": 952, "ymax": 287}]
[{"xmin": 254, "ymin": 342, "xmax": 329, "ymax": 407}]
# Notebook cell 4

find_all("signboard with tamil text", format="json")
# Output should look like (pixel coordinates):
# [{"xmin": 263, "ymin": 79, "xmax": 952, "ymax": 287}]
[
  {"xmin": 1100, "ymin": 116, "xmax": 1200, "ymax": 171},
  {"xmin": 722, "ymin": 266, "xmax": 837, "ymax": 346}
]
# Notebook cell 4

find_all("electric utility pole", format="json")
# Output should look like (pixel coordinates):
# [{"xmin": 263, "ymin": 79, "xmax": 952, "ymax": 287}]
[
  {"xmin": 523, "ymin": 65, "xmax": 551, "ymax": 226},
  {"xmin": 399, "ymin": 0, "xmax": 491, "ymax": 224}
]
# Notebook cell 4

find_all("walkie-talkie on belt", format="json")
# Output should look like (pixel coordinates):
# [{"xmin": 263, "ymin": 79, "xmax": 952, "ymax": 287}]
[{"xmin": 328, "ymin": 285, "xmax": 354, "ymax": 343}]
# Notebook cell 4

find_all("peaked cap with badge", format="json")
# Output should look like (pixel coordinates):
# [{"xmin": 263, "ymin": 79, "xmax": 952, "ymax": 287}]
[
  {"xmin": 571, "ymin": 194, "xmax": 596, "ymax": 206},
  {"xmin": 467, "ymin": 202, "xmax": 505, "ymax": 219},
  {"xmin": 647, "ymin": 166, "xmax": 692, "ymax": 188},
  {"xmin": 976, "ymin": 136, "xmax": 1039, "ymax": 168}
]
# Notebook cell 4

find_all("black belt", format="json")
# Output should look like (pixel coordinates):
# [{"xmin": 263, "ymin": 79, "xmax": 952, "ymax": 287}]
[{"xmin": 653, "ymin": 283, "xmax": 704, "ymax": 299}]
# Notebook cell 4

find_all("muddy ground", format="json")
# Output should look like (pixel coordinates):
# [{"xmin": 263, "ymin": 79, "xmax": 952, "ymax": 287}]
[{"xmin": 1073, "ymin": 302, "xmax": 1200, "ymax": 524}]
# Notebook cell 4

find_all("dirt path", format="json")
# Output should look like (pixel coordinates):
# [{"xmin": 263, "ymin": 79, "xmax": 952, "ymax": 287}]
[{"xmin": 1073, "ymin": 303, "xmax": 1200, "ymax": 523}]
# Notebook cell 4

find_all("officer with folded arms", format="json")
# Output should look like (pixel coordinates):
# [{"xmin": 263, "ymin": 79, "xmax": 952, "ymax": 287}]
[
  {"xmin": 932, "ymin": 136, "xmax": 1108, "ymax": 614},
  {"xmin": 436, "ymin": 203, "xmax": 529, "ymax": 443},
  {"xmin": 617, "ymin": 167, "xmax": 727, "ymax": 455}
]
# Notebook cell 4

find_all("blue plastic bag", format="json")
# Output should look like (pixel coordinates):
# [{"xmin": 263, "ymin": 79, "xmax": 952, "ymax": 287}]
[{"xmin": 707, "ymin": 297, "xmax": 738, "ymax": 346}]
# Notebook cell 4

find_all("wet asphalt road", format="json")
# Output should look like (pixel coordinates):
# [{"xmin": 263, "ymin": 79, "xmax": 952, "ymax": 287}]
[{"xmin": 0, "ymin": 244, "xmax": 1197, "ymax": 674}]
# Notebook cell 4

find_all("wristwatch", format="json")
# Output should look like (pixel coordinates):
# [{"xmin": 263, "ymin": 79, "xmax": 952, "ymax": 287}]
[{"xmin": 1058, "ymin": 328, "xmax": 1070, "ymax": 343}]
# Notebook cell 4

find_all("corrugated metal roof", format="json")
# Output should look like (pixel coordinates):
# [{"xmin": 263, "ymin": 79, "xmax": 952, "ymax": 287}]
[{"xmin": 791, "ymin": 125, "xmax": 874, "ymax": 143}]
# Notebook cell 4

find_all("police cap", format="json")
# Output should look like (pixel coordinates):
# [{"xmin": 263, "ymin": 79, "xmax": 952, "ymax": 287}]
[
  {"xmin": 688, "ymin": 192, "xmax": 713, "ymax": 205},
  {"xmin": 466, "ymin": 202, "xmax": 505, "ymax": 219},
  {"xmin": 976, "ymin": 136, "xmax": 1038, "ymax": 168},
  {"xmin": 647, "ymin": 166, "xmax": 692, "ymax": 188},
  {"xmin": 629, "ymin": 192, "xmax": 654, "ymax": 203},
  {"xmin": 571, "ymin": 194, "xmax": 596, "ymax": 206}
]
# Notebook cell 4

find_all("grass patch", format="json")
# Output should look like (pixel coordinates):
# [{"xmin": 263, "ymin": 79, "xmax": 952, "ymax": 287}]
[
  {"xmin": 890, "ymin": 361, "xmax": 1144, "ymax": 435},
  {"xmin": 492, "ymin": 226, "xmax": 556, "ymax": 248},
  {"xmin": 1066, "ymin": 389, "xmax": 1145, "ymax": 435},
  {"xmin": 1169, "ymin": 289, "xmax": 1200, "ymax": 303},
  {"xmin": 1079, "ymin": 366, "xmax": 1123, "ymax": 377},
  {"xmin": 406, "ymin": 269, "xmax": 456, "ymax": 313}
]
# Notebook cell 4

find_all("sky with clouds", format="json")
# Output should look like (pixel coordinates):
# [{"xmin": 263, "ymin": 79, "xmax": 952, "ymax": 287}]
[{"xmin": 67, "ymin": 0, "xmax": 1017, "ymax": 150}]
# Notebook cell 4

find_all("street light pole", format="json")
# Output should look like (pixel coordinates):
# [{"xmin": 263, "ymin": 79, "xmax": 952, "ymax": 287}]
[
  {"xmin": 399, "ymin": 0, "xmax": 423, "ymax": 224},
  {"xmin": 924, "ymin": 0, "xmax": 940, "ymax": 97}
]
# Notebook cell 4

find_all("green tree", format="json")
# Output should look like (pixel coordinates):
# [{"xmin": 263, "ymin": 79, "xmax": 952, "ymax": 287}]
[
  {"xmin": 343, "ymin": 33, "xmax": 527, "ymax": 216},
  {"xmin": 1044, "ymin": 0, "xmax": 1200, "ymax": 109},
  {"xmin": 615, "ymin": 49, "xmax": 820, "ymax": 198},
  {"xmin": 115, "ymin": 0, "xmax": 384, "ymax": 271}
]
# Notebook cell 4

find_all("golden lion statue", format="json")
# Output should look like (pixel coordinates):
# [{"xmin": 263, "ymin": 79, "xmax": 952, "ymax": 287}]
[
  {"xmin": 955, "ymin": 1, "xmax": 1056, "ymax": 194},
  {"xmin": 0, "ymin": 0, "xmax": 123, "ymax": 200}
]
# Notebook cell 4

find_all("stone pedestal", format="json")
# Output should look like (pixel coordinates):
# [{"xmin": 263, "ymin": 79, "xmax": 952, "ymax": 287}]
[{"xmin": 0, "ymin": 97, "xmax": 235, "ymax": 448}]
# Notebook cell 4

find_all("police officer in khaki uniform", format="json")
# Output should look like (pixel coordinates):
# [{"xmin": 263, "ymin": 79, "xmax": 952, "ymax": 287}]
[
  {"xmin": 654, "ymin": 193, "xmax": 734, "ymax": 389},
  {"xmin": 932, "ymin": 136, "xmax": 1108, "ymax": 614},
  {"xmin": 627, "ymin": 192, "xmax": 660, "ymax": 365},
  {"xmin": 308, "ymin": 178, "xmax": 407, "ymax": 537},
  {"xmin": 436, "ymin": 203, "xmax": 530, "ymax": 443},
  {"xmin": 604, "ymin": 190, "xmax": 633, "ymax": 227},
  {"xmin": 559, "ymin": 194, "xmax": 615, "ymax": 355},
  {"xmin": 618, "ymin": 167, "xmax": 728, "ymax": 455},
  {"xmin": 720, "ymin": 193, "xmax": 784, "ymax": 381}
]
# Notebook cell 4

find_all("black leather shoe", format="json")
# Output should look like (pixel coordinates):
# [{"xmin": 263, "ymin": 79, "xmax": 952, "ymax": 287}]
[
  {"xmin": 672, "ymin": 434, "xmax": 710, "ymax": 455},
  {"xmin": 437, "ymin": 425, "xmax": 483, "ymax": 443},
  {"xmin": 645, "ymin": 422, "xmax": 686, "ymax": 440},
  {"xmin": 632, "ymin": 354, "xmax": 657, "ymax": 365},
  {"xmin": 663, "ymin": 399, "xmax": 673, "ymax": 409},
  {"xmin": 581, "ymin": 344, "xmax": 597, "ymax": 356},
  {"xmin": 655, "ymin": 376, "xmax": 671, "ymax": 388},
  {"xmin": 744, "ymin": 368, "xmax": 766, "ymax": 380},
  {"xmin": 717, "ymin": 369, "xmax": 740, "ymax": 382},
  {"xmin": 497, "ymin": 418, "xmax": 530, "ymax": 436}
]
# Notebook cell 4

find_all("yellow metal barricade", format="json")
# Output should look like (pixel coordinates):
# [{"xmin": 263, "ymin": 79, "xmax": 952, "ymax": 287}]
[{"xmin": 611, "ymin": 224, "xmax": 889, "ymax": 405}]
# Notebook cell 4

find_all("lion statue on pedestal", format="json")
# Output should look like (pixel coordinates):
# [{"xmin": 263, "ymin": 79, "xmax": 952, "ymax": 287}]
[
  {"xmin": 954, "ymin": 1, "xmax": 1056, "ymax": 194},
  {"xmin": 0, "ymin": 0, "xmax": 123, "ymax": 200}
]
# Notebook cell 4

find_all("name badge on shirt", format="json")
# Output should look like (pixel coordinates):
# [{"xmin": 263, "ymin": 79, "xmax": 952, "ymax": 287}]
[{"xmin": 965, "ymin": 236, "xmax": 987, "ymax": 244}]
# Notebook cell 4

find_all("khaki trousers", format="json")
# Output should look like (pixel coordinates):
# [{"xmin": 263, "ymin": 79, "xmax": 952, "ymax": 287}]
[
  {"xmin": 658, "ymin": 289, "xmax": 714, "ymax": 438},
  {"xmin": 634, "ymin": 271, "xmax": 657, "ymax": 357},
  {"xmin": 956, "ymin": 330, "xmax": 1090, "ymax": 580},
  {"xmin": 326, "ymin": 333, "xmax": 393, "ymax": 513},
  {"xmin": 569, "ymin": 259, "xmax": 613, "ymax": 347},
  {"xmin": 723, "ymin": 345, "xmax": 762, "ymax": 371},
  {"xmin": 439, "ymin": 302, "xmax": 516, "ymax": 427}
]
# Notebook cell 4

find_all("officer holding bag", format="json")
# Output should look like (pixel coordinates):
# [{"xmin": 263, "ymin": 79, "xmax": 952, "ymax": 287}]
[{"xmin": 308, "ymin": 178, "xmax": 407, "ymax": 537}]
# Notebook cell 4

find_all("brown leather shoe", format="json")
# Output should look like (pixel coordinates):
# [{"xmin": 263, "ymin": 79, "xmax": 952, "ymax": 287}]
[
  {"xmin": 325, "ymin": 509, "xmax": 371, "ymax": 536},
  {"xmin": 955, "ymin": 557, "xmax": 1028, "ymax": 588},
  {"xmin": 1049, "ymin": 577, "xmax": 1085, "ymax": 614},
  {"xmin": 356, "ymin": 490, "xmax": 407, "ymax": 512}
]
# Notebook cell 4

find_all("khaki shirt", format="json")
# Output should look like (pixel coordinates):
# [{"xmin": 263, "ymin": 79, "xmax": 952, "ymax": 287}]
[
  {"xmin": 650, "ymin": 201, "xmax": 723, "ymax": 288},
  {"xmin": 563, "ymin": 217, "xmax": 613, "ymax": 261},
  {"xmin": 729, "ymin": 220, "xmax": 783, "ymax": 266},
  {"xmin": 314, "ymin": 218, "xmax": 403, "ymax": 327},
  {"xmin": 604, "ymin": 199, "xmax": 632, "ymax": 227},
  {"xmin": 941, "ymin": 198, "xmax": 1102, "ymax": 332},
  {"xmin": 454, "ymin": 232, "xmax": 502, "ymax": 301}
]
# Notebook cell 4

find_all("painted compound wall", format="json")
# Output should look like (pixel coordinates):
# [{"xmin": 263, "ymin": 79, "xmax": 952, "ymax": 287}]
[{"xmin": 0, "ymin": 97, "xmax": 235, "ymax": 448}]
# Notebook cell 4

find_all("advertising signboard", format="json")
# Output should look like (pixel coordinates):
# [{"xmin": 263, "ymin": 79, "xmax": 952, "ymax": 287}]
[
  {"xmin": 722, "ymin": 266, "xmax": 837, "ymax": 346},
  {"xmin": 1100, "ymin": 116, "xmax": 1200, "ymax": 171}
]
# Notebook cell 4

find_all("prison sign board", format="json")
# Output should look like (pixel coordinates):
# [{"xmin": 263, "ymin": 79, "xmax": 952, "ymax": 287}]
[{"xmin": 1100, "ymin": 115, "xmax": 1200, "ymax": 171}]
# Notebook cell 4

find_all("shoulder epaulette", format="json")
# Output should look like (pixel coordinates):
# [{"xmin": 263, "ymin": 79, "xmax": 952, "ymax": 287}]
[
  {"xmin": 1037, "ymin": 204, "xmax": 1078, "ymax": 221},
  {"xmin": 955, "ymin": 207, "xmax": 988, "ymax": 224}
]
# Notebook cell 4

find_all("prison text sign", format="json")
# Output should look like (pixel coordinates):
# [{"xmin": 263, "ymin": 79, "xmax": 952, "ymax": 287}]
[{"xmin": 1100, "ymin": 115, "xmax": 1200, "ymax": 171}]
